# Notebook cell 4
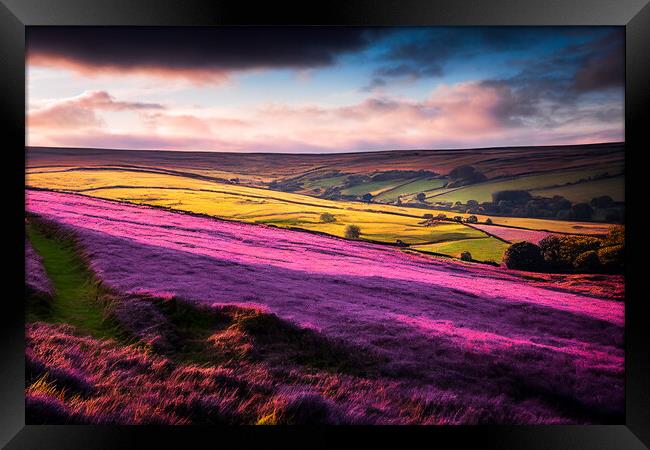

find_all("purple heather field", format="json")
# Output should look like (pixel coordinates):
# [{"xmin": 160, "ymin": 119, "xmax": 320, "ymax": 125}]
[{"xmin": 24, "ymin": 190, "xmax": 624, "ymax": 424}]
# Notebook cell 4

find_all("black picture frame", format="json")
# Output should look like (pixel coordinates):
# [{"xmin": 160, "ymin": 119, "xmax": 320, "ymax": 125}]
[{"xmin": 2, "ymin": 1, "xmax": 648, "ymax": 448}]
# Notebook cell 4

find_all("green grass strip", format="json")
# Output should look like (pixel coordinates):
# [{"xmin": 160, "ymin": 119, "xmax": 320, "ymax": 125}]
[{"xmin": 26, "ymin": 224, "xmax": 122, "ymax": 340}]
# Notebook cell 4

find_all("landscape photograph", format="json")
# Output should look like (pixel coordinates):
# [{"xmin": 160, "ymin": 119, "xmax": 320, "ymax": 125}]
[{"xmin": 25, "ymin": 26, "xmax": 625, "ymax": 425}]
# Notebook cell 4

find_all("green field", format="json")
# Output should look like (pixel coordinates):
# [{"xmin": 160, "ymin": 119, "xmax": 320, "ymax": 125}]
[
  {"xmin": 426, "ymin": 168, "xmax": 623, "ymax": 204},
  {"xmin": 374, "ymin": 178, "xmax": 448, "ymax": 202},
  {"xmin": 411, "ymin": 237, "xmax": 510, "ymax": 263},
  {"xmin": 531, "ymin": 175, "xmax": 624, "ymax": 203}
]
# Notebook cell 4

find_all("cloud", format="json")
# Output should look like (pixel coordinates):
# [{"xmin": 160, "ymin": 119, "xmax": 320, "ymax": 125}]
[
  {"xmin": 365, "ymin": 27, "xmax": 624, "ymax": 99},
  {"xmin": 572, "ymin": 31, "xmax": 624, "ymax": 93},
  {"xmin": 28, "ymin": 90, "xmax": 164, "ymax": 130},
  {"xmin": 27, "ymin": 27, "xmax": 383, "ymax": 83},
  {"xmin": 27, "ymin": 80, "xmax": 623, "ymax": 153}
]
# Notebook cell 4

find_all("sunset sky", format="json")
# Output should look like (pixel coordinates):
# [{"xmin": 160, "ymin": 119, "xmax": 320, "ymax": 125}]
[{"xmin": 26, "ymin": 26, "xmax": 624, "ymax": 153}]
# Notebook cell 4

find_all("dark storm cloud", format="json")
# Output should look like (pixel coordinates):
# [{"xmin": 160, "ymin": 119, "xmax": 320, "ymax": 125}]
[
  {"xmin": 366, "ymin": 27, "xmax": 548, "ymax": 86},
  {"xmin": 467, "ymin": 30, "xmax": 624, "ymax": 128},
  {"xmin": 367, "ymin": 27, "xmax": 624, "ymax": 98},
  {"xmin": 27, "ymin": 27, "xmax": 384, "ymax": 75},
  {"xmin": 572, "ymin": 30, "xmax": 624, "ymax": 93}
]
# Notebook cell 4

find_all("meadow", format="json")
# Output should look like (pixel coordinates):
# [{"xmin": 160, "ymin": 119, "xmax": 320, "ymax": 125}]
[{"xmin": 25, "ymin": 190, "xmax": 624, "ymax": 424}]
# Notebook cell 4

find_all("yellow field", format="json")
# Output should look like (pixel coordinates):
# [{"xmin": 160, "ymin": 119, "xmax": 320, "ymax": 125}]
[{"xmin": 26, "ymin": 168, "xmax": 611, "ymax": 262}]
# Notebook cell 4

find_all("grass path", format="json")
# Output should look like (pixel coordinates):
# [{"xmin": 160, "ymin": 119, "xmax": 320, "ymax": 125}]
[{"xmin": 26, "ymin": 224, "xmax": 122, "ymax": 340}]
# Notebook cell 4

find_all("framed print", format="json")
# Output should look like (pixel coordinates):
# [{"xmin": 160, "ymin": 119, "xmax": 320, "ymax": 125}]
[{"xmin": 1, "ymin": 0, "xmax": 648, "ymax": 448}]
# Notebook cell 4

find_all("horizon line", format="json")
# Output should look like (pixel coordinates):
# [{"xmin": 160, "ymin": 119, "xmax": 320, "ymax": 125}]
[{"xmin": 25, "ymin": 141, "xmax": 625, "ymax": 158}]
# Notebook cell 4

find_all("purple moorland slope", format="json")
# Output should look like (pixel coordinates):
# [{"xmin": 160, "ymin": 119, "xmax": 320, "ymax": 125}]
[
  {"xmin": 26, "ymin": 189, "xmax": 624, "ymax": 423},
  {"xmin": 26, "ymin": 237, "xmax": 53, "ymax": 298}
]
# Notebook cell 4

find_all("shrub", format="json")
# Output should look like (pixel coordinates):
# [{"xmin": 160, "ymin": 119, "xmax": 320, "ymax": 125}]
[
  {"xmin": 460, "ymin": 251, "xmax": 472, "ymax": 262},
  {"xmin": 465, "ymin": 215, "xmax": 478, "ymax": 224},
  {"xmin": 319, "ymin": 212, "xmax": 336, "ymax": 223},
  {"xmin": 453, "ymin": 216, "xmax": 463, "ymax": 222},
  {"xmin": 604, "ymin": 225, "xmax": 625, "ymax": 246},
  {"xmin": 345, "ymin": 225, "xmax": 361, "ymax": 239},
  {"xmin": 598, "ymin": 245, "xmax": 624, "ymax": 273},
  {"xmin": 503, "ymin": 242, "xmax": 545, "ymax": 271},
  {"xmin": 574, "ymin": 250, "xmax": 601, "ymax": 273},
  {"xmin": 539, "ymin": 235, "xmax": 603, "ymax": 273},
  {"xmin": 422, "ymin": 213, "xmax": 433, "ymax": 219},
  {"xmin": 416, "ymin": 192, "xmax": 426, "ymax": 202},
  {"xmin": 435, "ymin": 213, "xmax": 448, "ymax": 220},
  {"xmin": 485, "ymin": 218, "xmax": 493, "ymax": 225},
  {"xmin": 361, "ymin": 193, "xmax": 373, "ymax": 202}
]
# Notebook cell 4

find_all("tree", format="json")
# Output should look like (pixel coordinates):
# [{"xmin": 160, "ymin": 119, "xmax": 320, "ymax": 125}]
[
  {"xmin": 485, "ymin": 218, "xmax": 493, "ymax": 225},
  {"xmin": 539, "ymin": 235, "xmax": 602, "ymax": 273},
  {"xmin": 422, "ymin": 213, "xmax": 433, "ymax": 219},
  {"xmin": 319, "ymin": 212, "xmax": 336, "ymax": 223},
  {"xmin": 453, "ymin": 216, "xmax": 463, "ymax": 222},
  {"xmin": 460, "ymin": 251, "xmax": 472, "ymax": 261},
  {"xmin": 598, "ymin": 245, "xmax": 624, "ymax": 273},
  {"xmin": 574, "ymin": 250, "xmax": 601, "ymax": 273},
  {"xmin": 465, "ymin": 215, "xmax": 478, "ymax": 224},
  {"xmin": 361, "ymin": 193, "xmax": 373, "ymax": 202},
  {"xmin": 590, "ymin": 195, "xmax": 614, "ymax": 209},
  {"xmin": 492, "ymin": 190, "xmax": 532, "ymax": 203},
  {"xmin": 345, "ymin": 225, "xmax": 361, "ymax": 239},
  {"xmin": 604, "ymin": 224, "xmax": 625, "ymax": 246},
  {"xmin": 416, "ymin": 192, "xmax": 427, "ymax": 202},
  {"xmin": 571, "ymin": 202, "xmax": 594, "ymax": 220},
  {"xmin": 503, "ymin": 242, "xmax": 545, "ymax": 271}
]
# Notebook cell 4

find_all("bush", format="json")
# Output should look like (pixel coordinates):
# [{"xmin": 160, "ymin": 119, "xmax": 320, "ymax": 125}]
[
  {"xmin": 416, "ymin": 192, "xmax": 426, "ymax": 202},
  {"xmin": 453, "ymin": 216, "xmax": 463, "ymax": 222},
  {"xmin": 574, "ymin": 250, "xmax": 601, "ymax": 273},
  {"xmin": 503, "ymin": 242, "xmax": 545, "ymax": 271},
  {"xmin": 345, "ymin": 225, "xmax": 361, "ymax": 239},
  {"xmin": 604, "ymin": 225, "xmax": 625, "ymax": 246},
  {"xmin": 465, "ymin": 215, "xmax": 478, "ymax": 224},
  {"xmin": 485, "ymin": 218, "xmax": 493, "ymax": 225},
  {"xmin": 422, "ymin": 213, "xmax": 433, "ymax": 219},
  {"xmin": 539, "ymin": 235, "xmax": 603, "ymax": 273},
  {"xmin": 319, "ymin": 212, "xmax": 336, "ymax": 223},
  {"xmin": 460, "ymin": 251, "xmax": 472, "ymax": 261},
  {"xmin": 598, "ymin": 245, "xmax": 624, "ymax": 273}
]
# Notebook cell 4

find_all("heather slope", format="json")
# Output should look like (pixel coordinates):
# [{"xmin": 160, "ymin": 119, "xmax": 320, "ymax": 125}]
[{"xmin": 26, "ymin": 189, "xmax": 625, "ymax": 422}]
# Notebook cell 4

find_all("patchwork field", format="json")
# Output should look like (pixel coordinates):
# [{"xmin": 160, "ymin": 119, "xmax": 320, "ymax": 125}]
[
  {"xmin": 426, "ymin": 170, "xmax": 624, "ymax": 204},
  {"xmin": 28, "ymin": 143, "xmax": 624, "ymax": 208},
  {"xmin": 25, "ymin": 189, "xmax": 625, "ymax": 424},
  {"xmin": 26, "ymin": 167, "xmax": 612, "ymax": 263}
]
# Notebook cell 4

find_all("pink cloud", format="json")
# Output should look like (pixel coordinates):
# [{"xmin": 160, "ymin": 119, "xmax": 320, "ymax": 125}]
[
  {"xmin": 27, "ymin": 82, "xmax": 623, "ymax": 152},
  {"xmin": 28, "ymin": 90, "xmax": 163, "ymax": 131},
  {"xmin": 28, "ymin": 53, "xmax": 231, "ymax": 84}
]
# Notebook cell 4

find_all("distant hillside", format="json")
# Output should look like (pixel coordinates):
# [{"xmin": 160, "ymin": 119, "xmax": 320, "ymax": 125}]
[{"xmin": 26, "ymin": 143, "xmax": 624, "ymax": 222}]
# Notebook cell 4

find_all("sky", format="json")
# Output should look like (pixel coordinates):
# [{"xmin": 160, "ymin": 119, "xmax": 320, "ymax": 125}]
[{"xmin": 26, "ymin": 26, "xmax": 624, "ymax": 153}]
